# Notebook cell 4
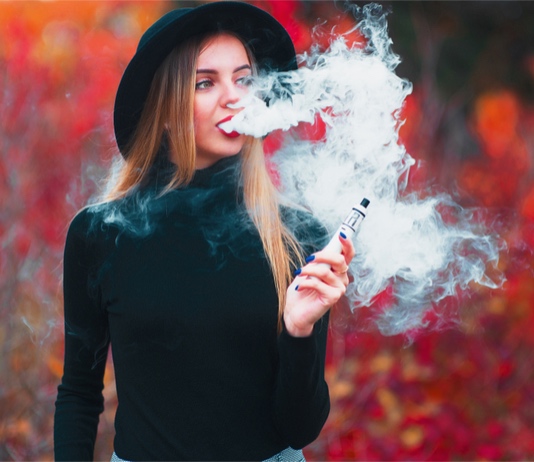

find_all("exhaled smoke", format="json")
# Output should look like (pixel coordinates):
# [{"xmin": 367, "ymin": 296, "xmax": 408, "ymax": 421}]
[{"xmin": 223, "ymin": 4, "xmax": 505, "ymax": 335}]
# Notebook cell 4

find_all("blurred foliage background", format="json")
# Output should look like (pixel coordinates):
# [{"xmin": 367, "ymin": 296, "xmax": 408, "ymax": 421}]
[{"xmin": 1, "ymin": 1, "xmax": 533, "ymax": 460}]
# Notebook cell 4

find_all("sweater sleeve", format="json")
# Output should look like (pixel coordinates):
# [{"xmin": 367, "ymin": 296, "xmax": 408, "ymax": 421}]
[
  {"xmin": 273, "ymin": 313, "xmax": 330, "ymax": 449},
  {"xmin": 54, "ymin": 209, "xmax": 110, "ymax": 461}
]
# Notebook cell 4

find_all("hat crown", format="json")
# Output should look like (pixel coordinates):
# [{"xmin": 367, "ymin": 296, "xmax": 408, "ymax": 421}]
[{"xmin": 137, "ymin": 8, "xmax": 192, "ymax": 52}]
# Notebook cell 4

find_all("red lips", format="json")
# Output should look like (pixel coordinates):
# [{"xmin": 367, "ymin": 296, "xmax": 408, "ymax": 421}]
[{"xmin": 217, "ymin": 115, "xmax": 240, "ymax": 138}]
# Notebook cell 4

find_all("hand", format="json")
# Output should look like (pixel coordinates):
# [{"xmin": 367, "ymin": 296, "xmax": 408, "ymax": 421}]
[{"xmin": 283, "ymin": 233, "xmax": 356, "ymax": 337}]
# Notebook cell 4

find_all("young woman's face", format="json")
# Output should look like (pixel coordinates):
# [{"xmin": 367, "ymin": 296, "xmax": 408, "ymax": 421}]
[{"xmin": 193, "ymin": 34, "xmax": 251, "ymax": 169}]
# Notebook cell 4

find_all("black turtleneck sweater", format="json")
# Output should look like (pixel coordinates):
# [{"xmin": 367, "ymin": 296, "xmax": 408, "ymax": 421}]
[{"xmin": 54, "ymin": 155, "xmax": 330, "ymax": 461}]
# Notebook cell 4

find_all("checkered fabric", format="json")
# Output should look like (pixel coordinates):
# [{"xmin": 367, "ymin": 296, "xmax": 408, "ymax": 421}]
[{"xmin": 111, "ymin": 447, "xmax": 305, "ymax": 462}]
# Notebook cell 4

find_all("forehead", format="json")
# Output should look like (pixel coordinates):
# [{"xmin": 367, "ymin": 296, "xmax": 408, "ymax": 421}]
[{"xmin": 197, "ymin": 33, "xmax": 250, "ymax": 67}]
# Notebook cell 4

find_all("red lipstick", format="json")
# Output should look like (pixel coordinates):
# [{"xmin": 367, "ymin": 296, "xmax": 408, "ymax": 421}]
[{"xmin": 217, "ymin": 116, "xmax": 241, "ymax": 138}]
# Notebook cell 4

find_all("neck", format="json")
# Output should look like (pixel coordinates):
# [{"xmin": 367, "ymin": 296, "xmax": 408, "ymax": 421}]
[{"xmin": 194, "ymin": 153, "xmax": 240, "ymax": 171}]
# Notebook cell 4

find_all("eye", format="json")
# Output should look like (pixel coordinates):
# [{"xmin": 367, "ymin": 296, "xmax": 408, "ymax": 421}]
[
  {"xmin": 195, "ymin": 79, "xmax": 213, "ymax": 90},
  {"xmin": 236, "ymin": 75, "xmax": 253, "ymax": 87}
]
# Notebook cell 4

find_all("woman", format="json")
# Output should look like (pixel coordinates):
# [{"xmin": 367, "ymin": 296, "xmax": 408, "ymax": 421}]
[{"xmin": 54, "ymin": 2, "xmax": 354, "ymax": 461}]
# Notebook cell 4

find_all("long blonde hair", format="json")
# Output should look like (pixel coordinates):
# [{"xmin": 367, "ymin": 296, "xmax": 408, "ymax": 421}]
[{"xmin": 107, "ymin": 32, "xmax": 303, "ymax": 329}]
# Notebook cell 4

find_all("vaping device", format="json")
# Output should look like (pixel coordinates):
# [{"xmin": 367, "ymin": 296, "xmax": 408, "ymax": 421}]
[
  {"xmin": 299, "ymin": 198, "xmax": 370, "ymax": 280},
  {"xmin": 323, "ymin": 198, "xmax": 370, "ymax": 254}
]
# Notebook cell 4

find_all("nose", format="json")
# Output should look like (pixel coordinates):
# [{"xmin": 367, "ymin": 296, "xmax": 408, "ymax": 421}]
[{"xmin": 220, "ymin": 81, "xmax": 243, "ymax": 108}]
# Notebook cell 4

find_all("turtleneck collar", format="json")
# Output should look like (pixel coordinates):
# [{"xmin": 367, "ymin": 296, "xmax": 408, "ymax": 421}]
[
  {"xmin": 189, "ymin": 155, "xmax": 242, "ymax": 189},
  {"xmin": 145, "ymin": 144, "xmax": 242, "ymax": 192}
]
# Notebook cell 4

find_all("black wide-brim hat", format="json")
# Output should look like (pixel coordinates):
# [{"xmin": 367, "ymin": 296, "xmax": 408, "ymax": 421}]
[{"xmin": 113, "ymin": 1, "xmax": 297, "ymax": 157}]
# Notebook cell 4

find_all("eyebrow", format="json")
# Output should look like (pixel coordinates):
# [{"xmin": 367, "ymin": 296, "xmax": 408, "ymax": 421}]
[{"xmin": 196, "ymin": 64, "xmax": 251, "ymax": 74}]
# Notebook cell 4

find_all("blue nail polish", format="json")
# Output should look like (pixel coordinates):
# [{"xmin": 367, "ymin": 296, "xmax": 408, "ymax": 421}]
[
  {"xmin": 295, "ymin": 285, "xmax": 299, "ymax": 291},
  {"xmin": 294, "ymin": 268, "xmax": 302, "ymax": 276},
  {"xmin": 305, "ymin": 255, "xmax": 315, "ymax": 263},
  {"xmin": 340, "ymin": 232, "xmax": 347, "ymax": 239}
]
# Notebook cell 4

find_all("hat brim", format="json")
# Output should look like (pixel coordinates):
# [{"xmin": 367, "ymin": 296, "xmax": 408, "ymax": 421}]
[{"xmin": 114, "ymin": 1, "xmax": 297, "ymax": 156}]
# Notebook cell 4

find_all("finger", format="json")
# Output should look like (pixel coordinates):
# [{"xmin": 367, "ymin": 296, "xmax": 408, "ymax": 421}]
[
  {"xmin": 330, "ymin": 261, "xmax": 350, "ymax": 280},
  {"xmin": 338, "ymin": 233, "xmax": 356, "ymax": 264},
  {"xmin": 332, "ymin": 269, "xmax": 350, "ymax": 287},
  {"xmin": 302, "ymin": 255, "xmax": 350, "ymax": 283},
  {"xmin": 294, "ymin": 276, "xmax": 346, "ymax": 305},
  {"xmin": 298, "ymin": 254, "xmax": 350, "ymax": 286},
  {"xmin": 295, "ymin": 264, "xmax": 349, "ymax": 289},
  {"xmin": 303, "ymin": 251, "xmax": 346, "ymax": 270}
]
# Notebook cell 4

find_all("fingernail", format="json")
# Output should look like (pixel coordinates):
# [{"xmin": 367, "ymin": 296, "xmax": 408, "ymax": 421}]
[
  {"xmin": 340, "ymin": 232, "xmax": 347, "ymax": 239},
  {"xmin": 305, "ymin": 255, "xmax": 315, "ymax": 263},
  {"xmin": 294, "ymin": 268, "xmax": 302, "ymax": 276},
  {"xmin": 295, "ymin": 285, "xmax": 299, "ymax": 291}
]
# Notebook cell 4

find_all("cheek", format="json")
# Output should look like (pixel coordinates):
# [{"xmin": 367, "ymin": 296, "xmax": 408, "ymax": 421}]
[
  {"xmin": 192, "ymin": 103, "xmax": 202, "ymax": 130},
  {"xmin": 193, "ymin": 95, "xmax": 214, "ymax": 130}
]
